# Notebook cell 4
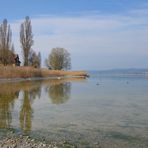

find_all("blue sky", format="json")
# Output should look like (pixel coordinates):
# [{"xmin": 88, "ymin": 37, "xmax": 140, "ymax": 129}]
[
  {"xmin": 0, "ymin": 0, "xmax": 147, "ymax": 19},
  {"xmin": 0, "ymin": 0, "xmax": 148, "ymax": 70}
]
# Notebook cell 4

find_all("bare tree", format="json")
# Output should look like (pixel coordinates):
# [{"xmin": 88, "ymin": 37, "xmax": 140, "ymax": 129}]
[
  {"xmin": 29, "ymin": 50, "xmax": 41, "ymax": 68},
  {"xmin": 20, "ymin": 16, "xmax": 33, "ymax": 66},
  {"xmin": 0, "ymin": 19, "xmax": 14, "ymax": 65},
  {"xmin": 45, "ymin": 47, "xmax": 71, "ymax": 70},
  {"xmin": 38, "ymin": 52, "xmax": 41, "ymax": 68}
]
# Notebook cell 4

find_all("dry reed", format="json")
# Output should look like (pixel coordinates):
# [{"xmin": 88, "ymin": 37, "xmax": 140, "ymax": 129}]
[{"xmin": 0, "ymin": 66, "xmax": 88, "ymax": 79}]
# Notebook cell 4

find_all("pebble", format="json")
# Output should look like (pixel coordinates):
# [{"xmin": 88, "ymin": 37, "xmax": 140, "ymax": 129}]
[
  {"xmin": 0, "ymin": 135, "xmax": 77, "ymax": 148},
  {"xmin": 31, "ymin": 139, "xmax": 35, "ymax": 142}
]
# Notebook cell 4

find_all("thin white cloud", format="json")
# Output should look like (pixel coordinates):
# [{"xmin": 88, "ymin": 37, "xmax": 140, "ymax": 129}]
[{"xmin": 9, "ymin": 7, "xmax": 148, "ymax": 70}]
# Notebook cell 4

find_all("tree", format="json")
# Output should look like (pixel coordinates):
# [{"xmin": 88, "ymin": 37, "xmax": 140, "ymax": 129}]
[
  {"xmin": 0, "ymin": 19, "xmax": 15, "ymax": 65},
  {"xmin": 45, "ymin": 48, "xmax": 71, "ymax": 70},
  {"xmin": 38, "ymin": 52, "xmax": 41, "ymax": 68},
  {"xmin": 20, "ymin": 16, "xmax": 33, "ymax": 66},
  {"xmin": 29, "ymin": 50, "xmax": 41, "ymax": 68}
]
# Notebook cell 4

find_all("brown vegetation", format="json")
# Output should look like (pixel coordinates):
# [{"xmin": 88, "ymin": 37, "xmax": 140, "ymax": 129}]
[{"xmin": 0, "ymin": 66, "xmax": 88, "ymax": 79}]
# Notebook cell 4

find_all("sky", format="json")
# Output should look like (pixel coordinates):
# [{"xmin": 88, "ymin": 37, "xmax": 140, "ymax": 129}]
[{"xmin": 0, "ymin": 0, "xmax": 148, "ymax": 70}]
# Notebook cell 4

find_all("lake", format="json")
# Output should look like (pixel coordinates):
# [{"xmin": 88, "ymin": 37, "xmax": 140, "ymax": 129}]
[{"xmin": 0, "ymin": 73, "xmax": 148, "ymax": 147}]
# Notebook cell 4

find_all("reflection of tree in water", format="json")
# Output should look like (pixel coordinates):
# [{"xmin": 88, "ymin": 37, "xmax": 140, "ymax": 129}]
[
  {"xmin": 48, "ymin": 82, "xmax": 71, "ymax": 104},
  {"xmin": 19, "ymin": 86, "xmax": 41, "ymax": 133},
  {"xmin": 0, "ymin": 84, "xmax": 19, "ymax": 128},
  {"xmin": 0, "ymin": 80, "xmax": 42, "ymax": 133},
  {"xmin": 20, "ymin": 91, "xmax": 33, "ymax": 133},
  {"xmin": 0, "ymin": 79, "xmax": 74, "ymax": 131},
  {"xmin": 29, "ymin": 86, "xmax": 41, "ymax": 100}
]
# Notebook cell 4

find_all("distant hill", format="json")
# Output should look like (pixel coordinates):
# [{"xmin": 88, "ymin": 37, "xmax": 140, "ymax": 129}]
[
  {"xmin": 89, "ymin": 69, "xmax": 148, "ymax": 77},
  {"xmin": 99, "ymin": 68, "xmax": 148, "ymax": 74}
]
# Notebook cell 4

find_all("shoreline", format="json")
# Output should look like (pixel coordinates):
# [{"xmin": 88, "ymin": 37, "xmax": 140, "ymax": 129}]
[
  {"xmin": 0, "ymin": 134, "xmax": 76, "ymax": 148},
  {"xmin": 0, "ymin": 129, "xmax": 146, "ymax": 148},
  {"xmin": 0, "ymin": 66, "xmax": 89, "ymax": 82},
  {"xmin": 0, "ymin": 75, "xmax": 88, "ymax": 83}
]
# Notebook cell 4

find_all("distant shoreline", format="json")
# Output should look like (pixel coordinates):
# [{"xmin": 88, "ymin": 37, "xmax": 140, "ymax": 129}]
[
  {"xmin": 89, "ymin": 69, "xmax": 148, "ymax": 78},
  {"xmin": 97, "ymin": 73, "xmax": 148, "ymax": 77}
]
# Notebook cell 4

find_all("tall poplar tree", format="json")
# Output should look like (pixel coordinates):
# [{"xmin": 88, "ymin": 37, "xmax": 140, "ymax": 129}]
[
  {"xmin": 20, "ymin": 16, "xmax": 33, "ymax": 66},
  {"xmin": 0, "ymin": 19, "xmax": 14, "ymax": 65}
]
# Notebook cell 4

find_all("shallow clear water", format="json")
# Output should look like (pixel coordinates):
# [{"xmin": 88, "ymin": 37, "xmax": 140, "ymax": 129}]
[{"xmin": 0, "ymin": 74, "xmax": 148, "ymax": 147}]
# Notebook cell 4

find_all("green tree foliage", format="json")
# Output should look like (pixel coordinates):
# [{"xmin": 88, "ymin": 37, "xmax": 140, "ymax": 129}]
[
  {"xmin": 0, "ymin": 19, "xmax": 15, "ymax": 65},
  {"xmin": 29, "ymin": 50, "xmax": 41, "ymax": 68},
  {"xmin": 20, "ymin": 16, "xmax": 33, "ymax": 66},
  {"xmin": 45, "ymin": 48, "xmax": 71, "ymax": 70}
]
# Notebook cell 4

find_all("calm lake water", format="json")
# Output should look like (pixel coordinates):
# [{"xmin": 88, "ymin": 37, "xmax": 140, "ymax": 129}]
[{"xmin": 0, "ymin": 73, "xmax": 148, "ymax": 147}]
